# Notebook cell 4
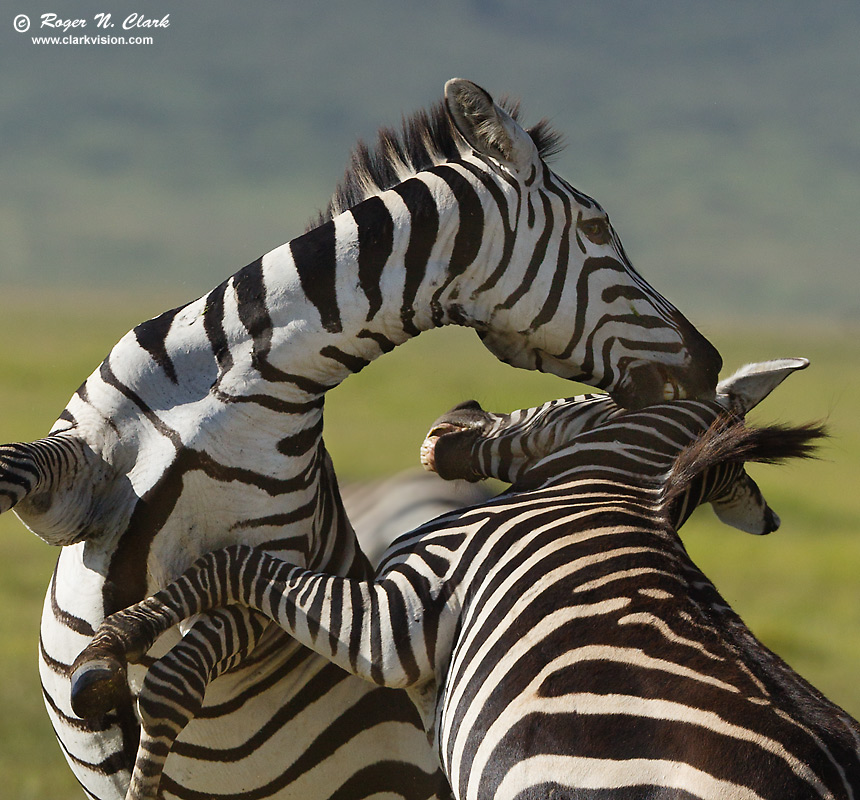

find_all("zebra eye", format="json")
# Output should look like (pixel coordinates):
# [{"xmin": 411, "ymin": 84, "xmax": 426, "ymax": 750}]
[{"xmin": 577, "ymin": 217, "xmax": 611, "ymax": 245}]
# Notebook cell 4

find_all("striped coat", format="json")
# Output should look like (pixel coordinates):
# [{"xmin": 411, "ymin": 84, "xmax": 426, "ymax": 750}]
[
  {"xmin": 2, "ymin": 79, "xmax": 720, "ymax": 799},
  {"xmin": 72, "ymin": 359, "xmax": 859, "ymax": 799}
]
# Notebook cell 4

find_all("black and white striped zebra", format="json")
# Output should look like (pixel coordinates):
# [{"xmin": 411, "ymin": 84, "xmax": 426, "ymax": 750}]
[
  {"xmin": 0, "ymin": 79, "xmax": 721, "ymax": 799},
  {"xmin": 72, "ymin": 359, "xmax": 859, "ymax": 799}
]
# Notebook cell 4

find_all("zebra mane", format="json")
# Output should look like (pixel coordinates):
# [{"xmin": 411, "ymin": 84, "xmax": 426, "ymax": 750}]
[
  {"xmin": 310, "ymin": 96, "xmax": 565, "ymax": 228},
  {"xmin": 661, "ymin": 416, "xmax": 827, "ymax": 509}
]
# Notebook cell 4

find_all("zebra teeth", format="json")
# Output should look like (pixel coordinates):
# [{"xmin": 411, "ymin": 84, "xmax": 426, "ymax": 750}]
[
  {"xmin": 419, "ymin": 437, "xmax": 439, "ymax": 472},
  {"xmin": 663, "ymin": 381, "xmax": 686, "ymax": 401},
  {"xmin": 420, "ymin": 423, "xmax": 472, "ymax": 473}
]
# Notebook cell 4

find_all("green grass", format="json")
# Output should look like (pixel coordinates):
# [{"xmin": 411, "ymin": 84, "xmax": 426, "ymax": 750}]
[{"xmin": 1, "ymin": 290, "xmax": 858, "ymax": 796}]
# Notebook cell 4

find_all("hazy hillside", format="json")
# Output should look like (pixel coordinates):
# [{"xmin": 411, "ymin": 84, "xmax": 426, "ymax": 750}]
[{"xmin": 3, "ymin": 1, "xmax": 860, "ymax": 319}]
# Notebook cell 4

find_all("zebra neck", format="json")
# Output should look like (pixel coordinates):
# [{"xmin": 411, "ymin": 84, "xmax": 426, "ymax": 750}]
[{"xmin": 252, "ymin": 176, "xmax": 506, "ymax": 395}]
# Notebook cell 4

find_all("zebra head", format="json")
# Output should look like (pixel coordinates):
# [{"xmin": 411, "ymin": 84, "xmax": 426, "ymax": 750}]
[
  {"xmin": 422, "ymin": 357, "xmax": 816, "ymax": 536},
  {"xmin": 441, "ymin": 79, "xmax": 722, "ymax": 409}
]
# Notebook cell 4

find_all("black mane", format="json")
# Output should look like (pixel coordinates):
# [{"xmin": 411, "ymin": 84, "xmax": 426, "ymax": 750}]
[
  {"xmin": 310, "ymin": 95, "xmax": 564, "ymax": 229},
  {"xmin": 662, "ymin": 415, "xmax": 826, "ymax": 509}
]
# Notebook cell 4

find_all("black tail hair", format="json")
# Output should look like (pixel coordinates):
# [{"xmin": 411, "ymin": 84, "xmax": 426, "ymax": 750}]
[{"xmin": 662, "ymin": 415, "xmax": 827, "ymax": 507}]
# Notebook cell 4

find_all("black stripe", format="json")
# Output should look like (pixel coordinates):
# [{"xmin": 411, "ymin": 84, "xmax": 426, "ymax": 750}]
[
  {"xmin": 356, "ymin": 328, "xmax": 397, "ymax": 354},
  {"xmin": 234, "ymin": 257, "xmax": 273, "ymax": 363},
  {"xmin": 457, "ymin": 161, "xmax": 517, "ymax": 297},
  {"xmin": 212, "ymin": 387, "xmax": 324, "ymax": 415},
  {"xmin": 56, "ymin": 407, "xmax": 77, "ymax": 427},
  {"xmin": 497, "ymin": 189, "xmax": 554, "ymax": 311},
  {"xmin": 385, "ymin": 582, "xmax": 422, "ymax": 685},
  {"xmin": 134, "ymin": 305, "xmax": 184, "ymax": 384},
  {"xmin": 479, "ymin": 710, "xmax": 831, "ymax": 799},
  {"xmin": 291, "ymin": 220, "xmax": 342, "ymax": 334},
  {"xmin": 351, "ymin": 196, "xmax": 394, "ymax": 323},
  {"xmin": 369, "ymin": 582, "xmax": 384, "ymax": 685},
  {"xmin": 328, "ymin": 576, "xmax": 344, "ymax": 657},
  {"xmin": 428, "ymin": 165, "xmax": 485, "ymax": 325},
  {"xmin": 320, "ymin": 344, "xmax": 372, "ymax": 375},
  {"xmin": 393, "ymin": 178, "xmax": 438, "ymax": 336},
  {"xmin": 49, "ymin": 561, "xmax": 95, "ymax": 637},
  {"xmin": 233, "ymin": 496, "xmax": 318, "ymax": 530},
  {"xmin": 348, "ymin": 579, "xmax": 364, "ymax": 674},
  {"xmin": 435, "ymin": 167, "xmax": 484, "ymax": 276},
  {"xmin": 255, "ymin": 534, "xmax": 309, "ymax": 552},
  {"xmin": 277, "ymin": 414, "xmax": 324, "ymax": 457},
  {"xmin": 512, "ymin": 785, "xmax": 701, "ymax": 800},
  {"xmin": 602, "ymin": 284, "xmax": 645, "ymax": 303},
  {"xmin": 556, "ymin": 256, "xmax": 629, "ymax": 361},
  {"xmin": 203, "ymin": 280, "xmax": 233, "ymax": 373},
  {"xmin": 527, "ymin": 181, "xmax": 572, "ymax": 332},
  {"xmin": 304, "ymin": 576, "xmax": 326, "ymax": 641}
]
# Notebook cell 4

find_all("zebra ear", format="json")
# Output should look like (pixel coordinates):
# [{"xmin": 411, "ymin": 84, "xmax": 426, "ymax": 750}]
[
  {"xmin": 444, "ymin": 79, "xmax": 540, "ymax": 176},
  {"xmin": 717, "ymin": 357, "xmax": 809, "ymax": 414},
  {"xmin": 711, "ymin": 470, "xmax": 780, "ymax": 535}
]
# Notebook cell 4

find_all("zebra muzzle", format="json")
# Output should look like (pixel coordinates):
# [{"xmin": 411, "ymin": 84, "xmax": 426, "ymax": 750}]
[{"xmin": 421, "ymin": 400, "xmax": 491, "ymax": 482}]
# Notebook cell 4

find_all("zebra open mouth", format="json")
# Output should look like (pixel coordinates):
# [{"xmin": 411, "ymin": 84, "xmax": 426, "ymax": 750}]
[
  {"xmin": 664, "ymin": 378, "xmax": 686, "ymax": 401},
  {"xmin": 420, "ymin": 401, "xmax": 492, "ymax": 482},
  {"xmin": 420, "ymin": 422, "xmax": 475, "ymax": 477}
]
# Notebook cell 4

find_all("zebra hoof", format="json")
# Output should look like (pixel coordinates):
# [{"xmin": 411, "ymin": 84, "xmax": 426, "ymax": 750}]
[{"xmin": 70, "ymin": 656, "xmax": 127, "ymax": 719}]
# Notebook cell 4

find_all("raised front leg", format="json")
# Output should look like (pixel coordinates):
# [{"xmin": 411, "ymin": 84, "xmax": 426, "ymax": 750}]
[{"xmin": 72, "ymin": 545, "xmax": 438, "ymax": 713}]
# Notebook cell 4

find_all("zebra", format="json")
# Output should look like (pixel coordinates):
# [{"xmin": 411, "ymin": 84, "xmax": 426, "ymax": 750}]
[
  {"xmin": 71, "ymin": 358, "xmax": 860, "ymax": 800},
  {"xmin": 0, "ymin": 77, "xmax": 721, "ymax": 800}
]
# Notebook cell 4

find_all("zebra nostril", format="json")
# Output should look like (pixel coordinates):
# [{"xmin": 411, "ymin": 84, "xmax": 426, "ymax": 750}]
[{"xmin": 763, "ymin": 506, "xmax": 781, "ymax": 534}]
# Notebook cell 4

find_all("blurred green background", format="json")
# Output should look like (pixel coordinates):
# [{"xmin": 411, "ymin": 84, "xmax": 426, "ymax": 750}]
[{"xmin": 2, "ymin": 1, "xmax": 859, "ymax": 796}]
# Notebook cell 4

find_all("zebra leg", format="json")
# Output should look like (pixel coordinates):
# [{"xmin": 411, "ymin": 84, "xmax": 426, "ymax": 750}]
[
  {"xmin": 127, "ymin": 606, "xmax": 268, "ymax": 800},
  {"xmin": 72, "ymin": 544, "xmax": 430, "ymax": 707},
  {"xmin": 71, "ymin": 549, "xmax": 273, "ymax": 719}
]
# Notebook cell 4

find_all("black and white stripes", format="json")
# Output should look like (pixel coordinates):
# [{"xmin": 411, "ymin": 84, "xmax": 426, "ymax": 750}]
[
  {"xmin": 1, "ymin": 79, "xmax": 723, "ymax": 799},
  {"xmin": 72, "ymin": 359, "xmax": 858, "ymax": 800}
]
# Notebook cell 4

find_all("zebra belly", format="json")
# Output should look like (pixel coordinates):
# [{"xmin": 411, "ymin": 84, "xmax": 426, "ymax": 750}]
[{"xmin": 42, "ymin": 546, "xmax": 444, "ymax": 800}]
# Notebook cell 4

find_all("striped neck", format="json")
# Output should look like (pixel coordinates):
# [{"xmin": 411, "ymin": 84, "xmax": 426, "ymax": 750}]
[{"xmin": 224, "ymin": 163, "xmax": 518, "ymax": 397}]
